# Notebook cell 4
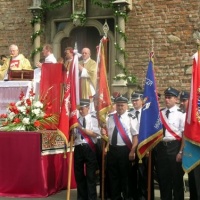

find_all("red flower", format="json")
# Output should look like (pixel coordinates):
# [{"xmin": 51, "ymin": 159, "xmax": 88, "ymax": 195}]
[
  {"xmin": 9, "ymin": 102, "xmax": 15, "ymax": 107},
  {"xmin": 29, "ymin": 88, "xmax": 35, "ymax": 97},
  {"xmin": 34, "ymin": 120, "xmax": 40, "ymax": 127},
  {"xmin": 26, "ymin": 99, "xmax": 32, "ymax": 106},
  {"xmin": 19, "ymin": 91, "xmax": 25, "ymax": 100},
  {"xmin": 0, "ymin": 114, "xmax": 7, "ymax": 118},
  {"xmin": 26, "ymin": 109, "xmax": 30, "ymax": 114},
  {"xmin": 14, "ymin": 118, "xmax": 21, "ymax": 123}
]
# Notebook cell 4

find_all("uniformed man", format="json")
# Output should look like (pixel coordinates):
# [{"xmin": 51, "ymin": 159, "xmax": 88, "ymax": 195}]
[
  {"xmin": 99, "ymin": 92, "xmax": 120, "ymax": 200},
  {"xmin": 73, "ymin": 99, "xmax": 100, "ymax": 200},
  {"xmin": 155, "ymin": 87, "xmax": 185, "ymax": 200},
  {"xmin": 106, "ymin": 96, "xmax": 138, "ymax": 200},
  {"xmin": 130, "ymin": 91, "xmax": 149, "ymax": 200},
  {"xmin": 179, "ymin": 91, "xmax": 190, "ymax": 113}
]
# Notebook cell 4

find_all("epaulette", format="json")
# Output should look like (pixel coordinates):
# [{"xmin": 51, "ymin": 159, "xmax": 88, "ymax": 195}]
[
  {"xmin": 177, "ymin": 109, "xmax": 184, "ymax": 113},
  {"xmin": 91, "ymin": 115, "xmax": 97, "ymax": 119},
  {"xmin": 108, "ymin": 113, "xmax": 114, "ymax": 117},
  {"xmin": 129, "ymin": 108, "xmax": 134, "ymax": 112},
  {"xmin": 128, "ymin": 113, "xmax": 136, "ymax": 119}
]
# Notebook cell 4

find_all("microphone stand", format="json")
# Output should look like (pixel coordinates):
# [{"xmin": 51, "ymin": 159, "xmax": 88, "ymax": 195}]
[{"xmin": 4, "ymin": 56, "xmax": 12, "ymax": 81}]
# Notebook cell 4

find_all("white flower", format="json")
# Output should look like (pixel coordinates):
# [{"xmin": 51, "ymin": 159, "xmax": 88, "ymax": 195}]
[
  {"xmin": 8, "ymin": 112, "xmax": 16, "ymax": 121},
  {"xmin": 32, "ymin": 108, "xmax": 42, "ymax": 116},
  {"xmin": 33, "ymin": 101, "xmax": 43, "ymax": 108},
  {"xmin": 15, "ymin": 101, "xmax": 22, "ymax": 106},
  {"xmin": 17, "ymin": 106, "xmax": 26, "ymax": 114},
  {"xmin": 22, "ymin": 118, "xmax": 30, "ymax": 125}
]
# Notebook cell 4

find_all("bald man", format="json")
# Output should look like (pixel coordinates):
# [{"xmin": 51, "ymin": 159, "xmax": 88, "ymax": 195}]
[{"xmin": 79, "ymin": 47, "xmax": 97, "ymax": 99}]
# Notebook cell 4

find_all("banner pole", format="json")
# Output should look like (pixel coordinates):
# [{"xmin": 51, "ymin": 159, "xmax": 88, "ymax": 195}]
[
  {"xmin": 66, "ymin": 135, "xmax": 74, "ymax": 200},
  {"xmin": 147, "ymin": 151, "xmax": 152, "ymax": 200}
]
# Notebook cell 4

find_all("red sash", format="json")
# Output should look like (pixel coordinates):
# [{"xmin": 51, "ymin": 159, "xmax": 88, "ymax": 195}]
[
  {"xmin": 160, "ymin": 112, "xmax": 182, "ymax": 141},
  {"xmin": 113, "ymin": 113, "xmax": 132, "ymax": 150},
  {"xmin": 78, "ymin": 122, "xmax": 96, "ymax": 152}
]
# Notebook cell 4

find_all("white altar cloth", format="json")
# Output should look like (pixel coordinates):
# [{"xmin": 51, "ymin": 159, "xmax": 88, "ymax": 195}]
[{"xmin": 0, "ymin": 81, "xmax": 33, "ymax": 114}]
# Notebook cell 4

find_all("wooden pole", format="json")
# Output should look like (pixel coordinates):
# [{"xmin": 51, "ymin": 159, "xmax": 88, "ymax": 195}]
[
  {"xmin": 66, "ymin": 136, "xmax": 74, "ymax": 200},
  {"xmin": 101, "ymin": 139, "xmax": 106, "ymax": 200},
  {"xmin": 147, "ymin": 151, "xmax": 152, "ymax": 200}
]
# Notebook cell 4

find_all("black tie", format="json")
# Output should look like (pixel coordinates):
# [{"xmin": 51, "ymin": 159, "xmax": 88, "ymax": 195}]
[
  {"xmin": 166, "ymin": 110, "xmax": 170, "ymax": 118},
  {"xmin": 81, "ymin": 117, "xmax": 86, "ymax": 139},
  {"xmin": 163, "ymin": 110, "xmax": 170, "ymax": 136},
  {"xmin": 111, "ymin": 115, "xmax": 120, "ymax": 146},
  {"xmin": 135, "ymin": 110, "xmax": 140, "ymax": 120}
]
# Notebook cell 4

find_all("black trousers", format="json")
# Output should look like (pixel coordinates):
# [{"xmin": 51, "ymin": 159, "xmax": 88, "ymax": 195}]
[
  {"xmin": 107, "ymin": 145, "xmax": 131, "ymax": 200},
  {"xmin": 155, "ymin": 141, "xmax": 184, "ymax": 200},
  {"xmin": 193, "ymin": 164, "xmax": 200, "ymax": 200},
  {"xmin": 74, "ymin": 144, "xmax": 98, "ymax": 200}
]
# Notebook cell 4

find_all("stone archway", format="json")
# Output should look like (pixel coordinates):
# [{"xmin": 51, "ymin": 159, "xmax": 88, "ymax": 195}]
[{"xmin": 52, "ymin": 19, "xmax": 115, "ymax": 86}]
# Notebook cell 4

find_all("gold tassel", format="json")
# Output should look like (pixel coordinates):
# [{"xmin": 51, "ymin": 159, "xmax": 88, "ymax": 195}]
[{"xmin": 139, "ymin": 159, "xmax": 143, "ymax": 164}]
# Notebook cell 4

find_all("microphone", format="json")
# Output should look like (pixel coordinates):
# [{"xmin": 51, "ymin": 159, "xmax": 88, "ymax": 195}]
[{"xmin": 4, "ymin": 55, "xmax": 12, "ymax": 81}]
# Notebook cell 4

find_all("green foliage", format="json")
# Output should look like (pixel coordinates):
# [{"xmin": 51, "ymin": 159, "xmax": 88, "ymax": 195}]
[{"xmin": 30, "ymin": 0, "xmax": 132, "ymax": 80}]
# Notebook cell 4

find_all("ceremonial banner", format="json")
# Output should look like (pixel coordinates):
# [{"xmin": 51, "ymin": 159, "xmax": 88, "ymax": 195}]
[
  {"xmin": 41, "ymin": 130, "xmax": 65, "ymax": 155},
  {"xmin": 96, "ymin": 38, "xmax": 111, "ymax": 124},
  {"xmin": 137, "ymin": 55, "xmax": 163, "ymax": 159},
  {"xmin": 40, "ymin": 63, "xmax": 63, "ymax": 129},
  {"xmin": 182, "ymin": 50, "xmax": 200, "ymax": 172},
  {"xmin": 57, "ymin": 52, "xmax": 79, "ymax": 144}
]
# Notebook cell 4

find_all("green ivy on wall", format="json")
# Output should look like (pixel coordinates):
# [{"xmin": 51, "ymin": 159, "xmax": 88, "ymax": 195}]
[{"xmin": 30, "ymin": 0, "xmax": 129, "ymax": 78}]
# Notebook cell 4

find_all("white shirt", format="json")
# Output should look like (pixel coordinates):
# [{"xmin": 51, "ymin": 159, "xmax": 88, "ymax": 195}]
[
  {"xmin": 45, "ymin": 54, "xmax": 57, "ymax": 63},
  {"xmin": 161, "ymin": 105, "xmax": 185, "ymax": 141},
  {"xmin": 74, "ymin": 114, "xmax": 100, "ymax": 145},
  {"xmin": 107, "ymin": 111, "xmax": 138, "ymax": 146},
  {"xmin": 129, "ymin": 108, "xmax": 142, "ymax": 133}
]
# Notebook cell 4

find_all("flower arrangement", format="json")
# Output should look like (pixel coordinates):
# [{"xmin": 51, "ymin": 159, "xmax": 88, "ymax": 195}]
[
  {"xmin": 113, "ymin": 73, "xmax": 137, "ymax": 84},
  {"xmin": 0, "ymin": 88, "xmax": 58, "ymax": 131}
]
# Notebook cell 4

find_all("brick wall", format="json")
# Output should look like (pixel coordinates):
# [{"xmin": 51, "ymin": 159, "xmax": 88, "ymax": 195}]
[
  {"xmin": 126, "ymin": 0, "xmax": 200, "ymax": 95},
  {"xmin": 0, "ymin": 0, "xmax": 200, "ymax": 98},
  {"xmin": 0, "ymin": 0, "xmax": 33, "ymax": 59}
]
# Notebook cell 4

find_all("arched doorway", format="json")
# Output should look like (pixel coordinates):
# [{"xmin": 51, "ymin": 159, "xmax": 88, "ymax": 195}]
[
  {"xmin": 61, "ymin": 27, "xmax": 101, "ymax": 60},
  {"xmin": 53, "ymin": 19, "xmax": 115, "ymax": 88}
]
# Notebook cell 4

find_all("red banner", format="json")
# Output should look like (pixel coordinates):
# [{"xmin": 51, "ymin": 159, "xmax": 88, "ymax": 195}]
[
  {"xmin": 40, "ymin": 63, "xmax": 63, "ymax": 129},
  {"xmin": 184, "ymin": 50, "xmax": 200, "ymax": 145},
  {"xmin": 57, "ymin": 54, "xmax": 79, "ymax": 143},
  {"xmin": 96, "ymin": 39, "xmax": 111, "ymax": 124}
]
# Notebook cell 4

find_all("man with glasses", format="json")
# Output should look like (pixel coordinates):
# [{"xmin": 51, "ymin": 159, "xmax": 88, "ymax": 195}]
[
  {"xmin": 0, "ymin": 44, "xmax": 32, "ymax": 80},
  {"xmin": 78, "ymin": 47, "xmax": 97, "ymax": 99},
  {"xmin": 155, "ymin": 87, "xmax": 185, "ymax": 200}
]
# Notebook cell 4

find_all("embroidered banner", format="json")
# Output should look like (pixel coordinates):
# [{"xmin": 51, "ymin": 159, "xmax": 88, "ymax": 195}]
[{"xmin": 41, "ymin": 130, "xmax": 65, "ymax": 155}]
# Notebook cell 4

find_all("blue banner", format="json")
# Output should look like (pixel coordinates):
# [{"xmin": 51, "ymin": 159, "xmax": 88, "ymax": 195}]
[{"xmin": 137, "ymin": 59, "xmax": 163, "ymax": 159}]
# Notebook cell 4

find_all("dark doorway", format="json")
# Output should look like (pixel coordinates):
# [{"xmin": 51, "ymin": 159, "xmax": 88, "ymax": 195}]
[{"xmin": 61, "ymin": 27, "xmax": 101, "ymax": 60}]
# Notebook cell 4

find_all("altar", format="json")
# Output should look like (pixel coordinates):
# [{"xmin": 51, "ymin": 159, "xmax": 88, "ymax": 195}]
[
  {"xmin": 0, "ymin": 131, "xmax": 76, "ymax": 197},
  {"xmin": 0, "ymin": 81, "xmax": 32, "ymax": 114}
]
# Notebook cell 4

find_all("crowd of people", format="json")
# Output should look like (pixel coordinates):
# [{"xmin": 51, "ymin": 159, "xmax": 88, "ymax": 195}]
[{"xmin": 1, "ymin": 43, "xmax": 200, "ymax": 200}]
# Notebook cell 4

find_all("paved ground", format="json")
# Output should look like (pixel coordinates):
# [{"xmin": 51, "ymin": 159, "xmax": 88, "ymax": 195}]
[{"xmin": 0, "ymin": 184, "xmax": 190, "ymax": 200}]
